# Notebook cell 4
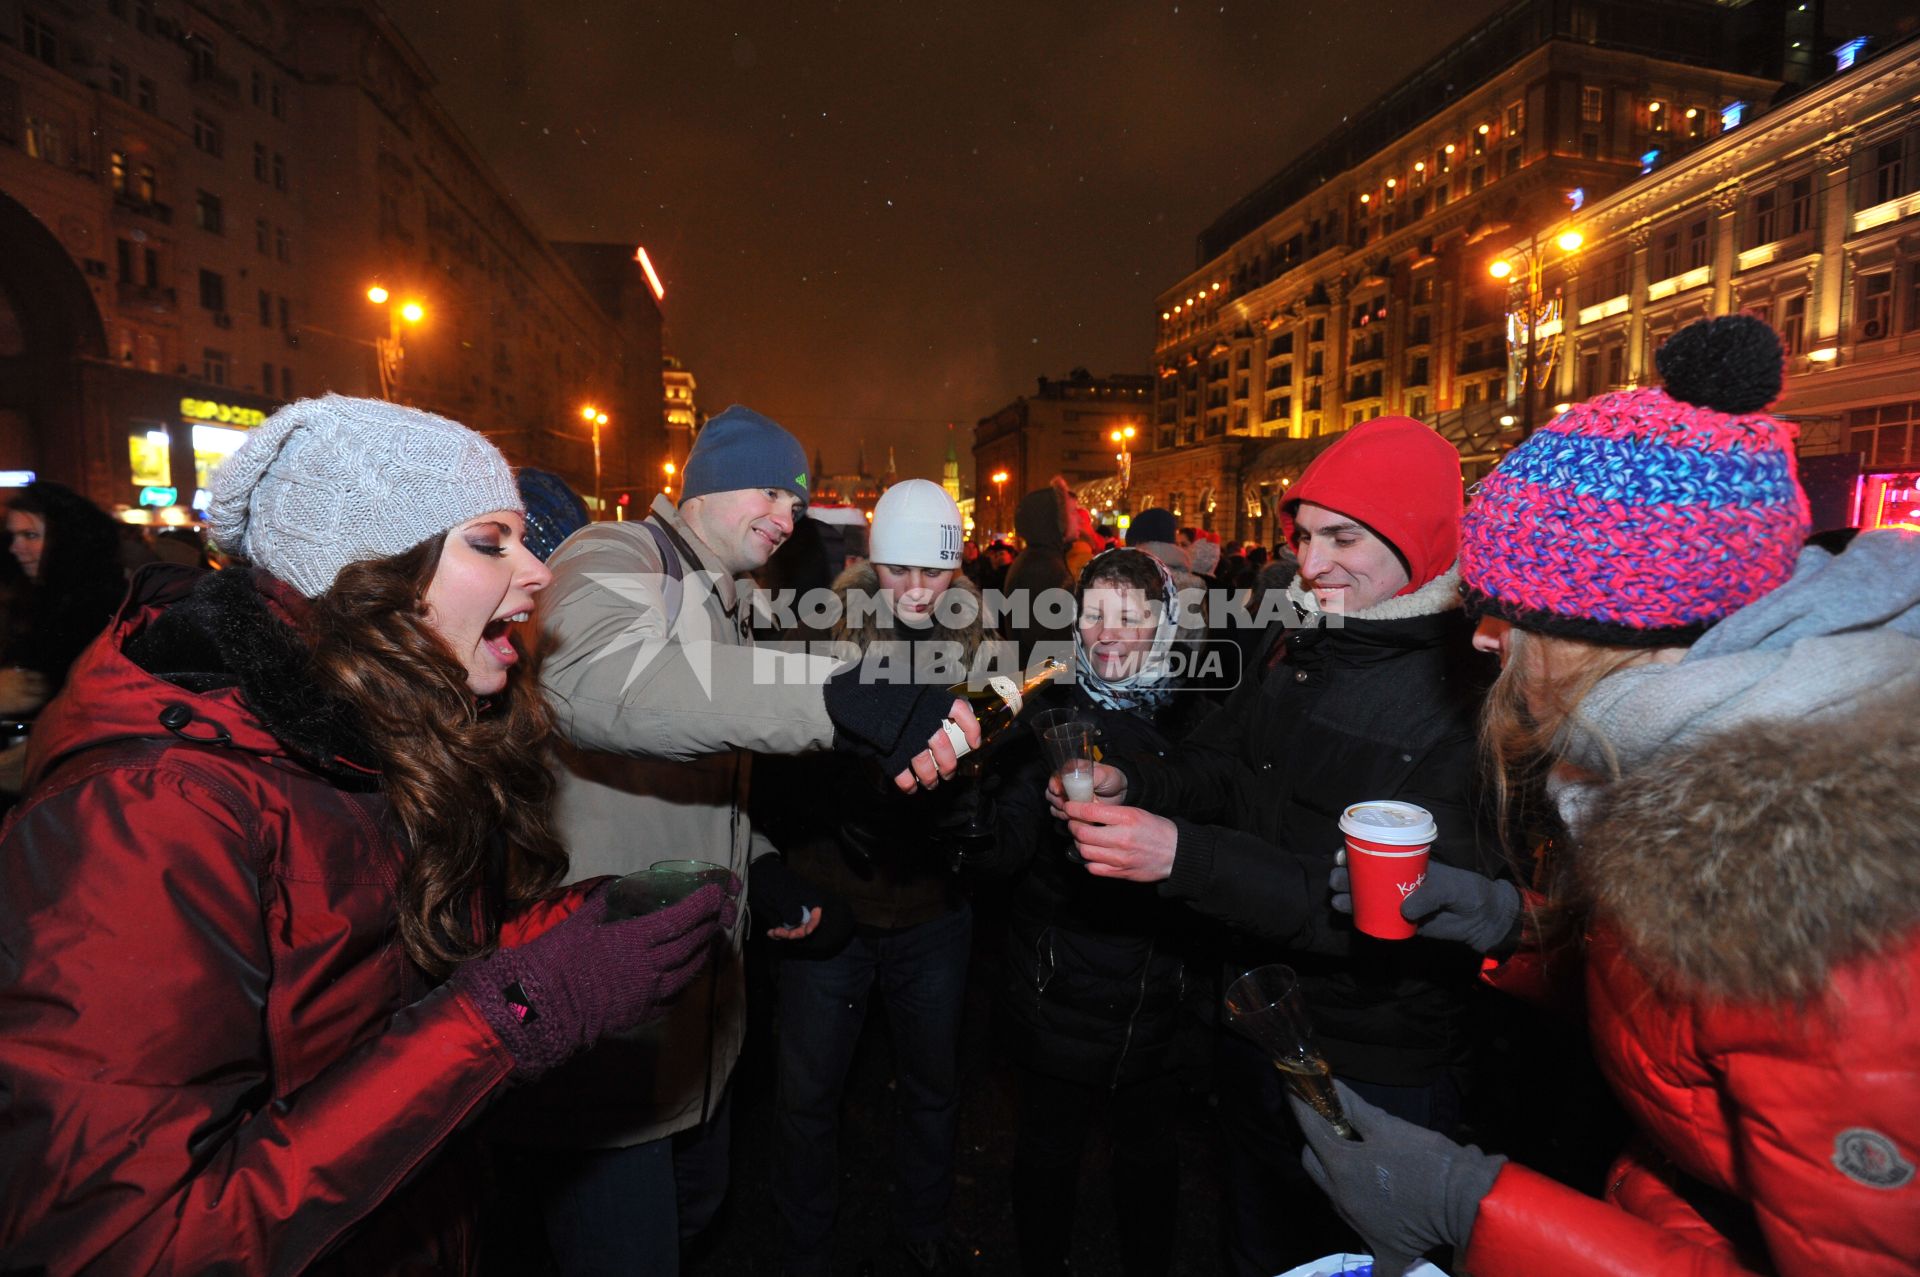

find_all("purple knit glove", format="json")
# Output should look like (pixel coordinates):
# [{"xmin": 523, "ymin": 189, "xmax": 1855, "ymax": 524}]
[{"xmin": 453, "ymin": 880, "xmax": 732, "ymax": 1081}]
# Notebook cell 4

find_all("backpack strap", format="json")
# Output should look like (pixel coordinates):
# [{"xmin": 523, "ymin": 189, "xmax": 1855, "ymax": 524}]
[{"xmin": 641, "ymin": 517, "xmax": 686, "ymax": 630}]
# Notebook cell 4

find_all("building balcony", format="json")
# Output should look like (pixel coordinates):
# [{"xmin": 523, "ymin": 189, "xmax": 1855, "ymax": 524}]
[
  {"xmin": 1458, "ymin": 349, "xmax": 1508, "ymax": 375},
  {"xmin": 1647, "ymin": 265, "xmax": 1712, "ymax": 301},
  {"xmin": 115, "ymin": 281, "xmax": 177, "ymax": 312},
  {"xmin": 1737, "ymin": 231, "xmax": 1815, "ymax": 272},
  {"xmin": 1851, "ymin": 190, "xmax": 1920, "ymax": 235},
  {"xmin": 113, "ymin": 192, "xmax": 172, "ymax": 224}
]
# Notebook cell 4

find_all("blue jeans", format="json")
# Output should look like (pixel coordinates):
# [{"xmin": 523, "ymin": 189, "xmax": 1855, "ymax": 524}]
[
  {"xmin": 771, "ymin": 905, "xmax": 972, "ymax": 1272},
  {"xmin": 1218, "ymin": 1030, "xmax": 1461, "ymax": 1277},
  {"xmin": 502, "ymin": 1085, "xmax": 733, "ymax": 1277}
]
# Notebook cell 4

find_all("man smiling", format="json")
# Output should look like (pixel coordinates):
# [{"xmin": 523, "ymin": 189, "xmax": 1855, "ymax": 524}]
[
  {"xmin": 1063, "ymin": 416, "xmax": 1503, "ymax": 1274},
  {"xmin": 504, "ymin": 405, "xmax": 979, "ymax": 1276}
]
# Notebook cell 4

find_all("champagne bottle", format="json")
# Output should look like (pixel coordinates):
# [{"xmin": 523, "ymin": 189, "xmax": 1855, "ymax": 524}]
[{"xmin": 938, "ymin": 657, "xmax": 1066, "ymax": 760}]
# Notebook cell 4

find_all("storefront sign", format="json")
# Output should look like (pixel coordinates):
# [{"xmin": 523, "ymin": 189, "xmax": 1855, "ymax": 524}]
[
  {"xmin": 138, "ymin": 486, "xmax": 179, "ymax": 507},
  {"xmin": 1857, "ymin": 471, "xmax": 1920, "ymax": 533},
  {"xmin": 179, "ymin": 397, "xmax": 266, "ymax": 429}
]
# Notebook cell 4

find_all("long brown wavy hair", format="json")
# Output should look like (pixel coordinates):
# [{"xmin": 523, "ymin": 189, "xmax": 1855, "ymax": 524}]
[
  {"xmin": 1480, "ymin": 626, "xmax": 1655, "ymax": 951},
  {"xmin": 305, "ymin": 537, "xmax": 568, "ymax": 977}
]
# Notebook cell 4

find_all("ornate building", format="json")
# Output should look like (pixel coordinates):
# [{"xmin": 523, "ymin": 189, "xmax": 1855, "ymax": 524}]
[
  {"xmin": 810, "ymin": 441, "xmax": 885, "ymax": 517},
  {"xmin": 1503, "ymin": 29, "xmax": 1920, "ymax": 530},
  {"xmin": 1135, "ymin": 0, "xmax": 1800, "ymax": 545},
  {"xmin": 663, "ymin": 352, "xmax": 697, "ymax": 469},
  {"xmin": 0, "ymin": 0, "xmax": 665, "ymax": 516},
  {"xmin": 972, "ymin": 368, "xmax": 1151, "ymax": 541}
]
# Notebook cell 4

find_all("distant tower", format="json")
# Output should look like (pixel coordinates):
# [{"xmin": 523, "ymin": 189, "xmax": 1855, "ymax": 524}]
[
  {"xmin": 812, "ymin": 447, "xmax": 826, "ymax": 501},
  {"xmin": 885, "ymin": 446, "xmax": 897, "ymax": 488},
  {"xmin": 662, "ymin": 355, "xmax": 698, "ymax": 464},
  {"xmin": 942, "ymin": 429, "xmax": 961, "ymax": 503}
]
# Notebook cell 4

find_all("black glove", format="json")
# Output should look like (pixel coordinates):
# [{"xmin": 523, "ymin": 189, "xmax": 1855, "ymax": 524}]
[
  {"xmin": 822, "ymin": 667, "xmax": 954, "ymax": 777},
  {"xmin": 748, "ymin": 854, "xmax": 855, "ymax": 957},
  {"xmin": 1329, "ymin": 859, "xmax": 1522, "ymax": 956},
  {"xmin": 1288, "ymin": 1080, "xmax": 1506, "ymax": 1277}
]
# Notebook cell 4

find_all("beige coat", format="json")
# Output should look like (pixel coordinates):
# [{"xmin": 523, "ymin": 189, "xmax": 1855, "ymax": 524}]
[{"xmin": 510, "ymin": 494, "xmax": 840, "ymax": 1149}]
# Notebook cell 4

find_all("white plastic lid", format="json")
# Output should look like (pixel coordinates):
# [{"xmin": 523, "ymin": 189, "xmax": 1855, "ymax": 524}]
[{"xmin": 1339, "ymin": 800, "xmax": 1437, "ymax": 846}]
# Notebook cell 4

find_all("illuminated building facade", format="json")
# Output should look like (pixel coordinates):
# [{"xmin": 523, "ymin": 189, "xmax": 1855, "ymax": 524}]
[
  {"xmin": 1502, "ymin": 29, "xmax": 1920, "ymax": 531},
  {"xmin": 1136, "ymin": 0, "xmax": 1796, "ymax": 545},
  {"xmin": 0, "ymin": 0, "xmax": 664, "ymax": 516},
  {"xmin": 663, "ymin": 354, "xmax": 697, "ymax": 468}
]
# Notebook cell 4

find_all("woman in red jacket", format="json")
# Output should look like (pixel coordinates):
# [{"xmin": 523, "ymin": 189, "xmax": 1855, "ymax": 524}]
[
  {"xmin": 0, "ymin": 395, "xmax": 735, "ymax": 1275},
  {"xmin": 1295, "ymin": 315, "xmax": 1920, "ymax": 1276}
]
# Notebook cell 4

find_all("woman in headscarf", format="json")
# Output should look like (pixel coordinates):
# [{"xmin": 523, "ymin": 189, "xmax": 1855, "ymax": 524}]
[{"xmin": 984, "ymin": 546, "xmax": 1211, "ymax": 1277}]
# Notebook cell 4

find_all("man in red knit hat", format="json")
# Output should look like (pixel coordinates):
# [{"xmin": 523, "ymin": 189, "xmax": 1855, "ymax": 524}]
[{"xmin": 1062, "ymin": 417, "xmax": 1505, "ymax": 1275}]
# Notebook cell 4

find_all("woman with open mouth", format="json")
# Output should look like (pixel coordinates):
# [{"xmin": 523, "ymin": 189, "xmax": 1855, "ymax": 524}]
[{"xmin": 0, "ymin": 394, "xmax": 736, "ymax": 1275}]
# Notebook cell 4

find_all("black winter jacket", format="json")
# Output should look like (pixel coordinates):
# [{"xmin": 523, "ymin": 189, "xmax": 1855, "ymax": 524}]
[
  {"xmin": 984, "ymin": 683, "xmax": 1213, "ymax": 1088},
  {"xmin": 1116, "ymin": 570, "xmax": 1499, "ymax": 1087}
]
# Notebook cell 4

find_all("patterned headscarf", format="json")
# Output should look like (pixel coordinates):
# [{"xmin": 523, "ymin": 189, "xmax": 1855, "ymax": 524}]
[{"xmin": 1073, "ymin": 547, "xmax": 1183, "ymax": 714}]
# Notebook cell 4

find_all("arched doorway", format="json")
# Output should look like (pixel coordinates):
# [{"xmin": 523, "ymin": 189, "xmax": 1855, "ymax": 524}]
[{"xmin": 0, "ymin": 192, "xmax": 107, "ymax": 485}]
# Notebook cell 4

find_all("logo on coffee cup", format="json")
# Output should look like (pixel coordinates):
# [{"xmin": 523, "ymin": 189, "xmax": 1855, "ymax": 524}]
[{"xmin": 1396, "ymin": 871, "xmax": 1428, "ymax": 900}]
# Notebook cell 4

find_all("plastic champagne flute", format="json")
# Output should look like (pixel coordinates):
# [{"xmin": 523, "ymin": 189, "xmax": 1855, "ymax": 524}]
[{"xmin": 1225, "ymin": 964, "xmax": 1360, "ymax": 1140}]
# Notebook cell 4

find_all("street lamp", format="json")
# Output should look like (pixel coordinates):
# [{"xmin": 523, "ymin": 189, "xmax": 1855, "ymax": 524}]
[
  {"xmin": 1489, "ymin": 227, "xmax": 1582, "ymax": 439},
  {"xmin": 663, "ymin": 460, "xmax": 675, "ymax": 497},
  {"xmin": 582, "ymin": 405, "xmax": 610, "ymax": 518},
  {"xmin": 1108, "ymin": 424, "xmax": 1137, "ymax": 495},
  {"xmin": 366, "ymin": 286, "xmax": 426, "ymax": 401},
  {"xmin": 991, "ymin": 469, "xmax": 1010, "ymax": 537}
]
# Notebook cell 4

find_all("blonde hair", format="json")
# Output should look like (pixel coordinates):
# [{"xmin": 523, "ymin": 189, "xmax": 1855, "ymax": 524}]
[{"xmin": 1481, "ymin": 626, "xmax": 1666, "ymax": 949}]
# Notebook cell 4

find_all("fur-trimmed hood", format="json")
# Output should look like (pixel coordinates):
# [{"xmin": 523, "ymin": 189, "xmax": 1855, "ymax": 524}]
[
  {"xmin": 1580, "ymin": 695, "xmax": 1920, "ymax": 1003},
  {"xmin": 825, "ymin": 561, "xmax": 990, "ymax": 661},
  {"xmin": 28, "ymin": 565, "xmax": 381, "ymax": 791}
]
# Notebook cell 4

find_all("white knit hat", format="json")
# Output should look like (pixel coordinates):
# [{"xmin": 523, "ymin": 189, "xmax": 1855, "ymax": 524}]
[
  {"xmin": 869, "ymin": 479, "xmax": 962, "ymax": 570},
  {"xmin": 208, "ymin": 394, "xmax": 523, "ymax": 598}
]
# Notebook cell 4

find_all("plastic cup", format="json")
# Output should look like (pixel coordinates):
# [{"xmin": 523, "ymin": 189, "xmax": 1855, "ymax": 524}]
[
  {"xmin": 605, "ymin": 858, "xmax": 730, "ymax": 921},
  {"xmin": 1041, "ymin": 722, "xmax": 1098, "ymax": 800},
  {"xmin": 1339, "ymin": 801, "xmax": 1437, "ymax": 940},
  {"xmin": 1059, "ymin": 761, "xmax": 1097, "ymax": 802}
]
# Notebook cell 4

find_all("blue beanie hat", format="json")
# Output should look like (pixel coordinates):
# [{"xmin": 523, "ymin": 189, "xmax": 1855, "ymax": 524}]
[
  {"xmin": 1127, "ymin": 507, "xmax": 1177, "ymax": 547},
  {"xmin": 680, "ymin": 405, "xmax": 810, "ymax": 508},
  {"xmin": 516, "ymin": 468, "xmax": 590, "ymax": 561}
]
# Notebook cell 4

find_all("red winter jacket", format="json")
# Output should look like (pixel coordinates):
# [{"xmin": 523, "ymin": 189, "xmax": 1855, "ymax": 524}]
[
  {"xmin": 0, "ymin": 569, "xmax": 584, "ymax": 1275},
  {"xmin": 1468, "ymin": 705, "xmax": 1920, "ymax": 1277}
]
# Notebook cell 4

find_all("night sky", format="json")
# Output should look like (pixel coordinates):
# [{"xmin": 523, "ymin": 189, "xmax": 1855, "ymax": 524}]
[{"xmin": 379, "ymin": 0, "xmax": 1913, "ymax": 490}]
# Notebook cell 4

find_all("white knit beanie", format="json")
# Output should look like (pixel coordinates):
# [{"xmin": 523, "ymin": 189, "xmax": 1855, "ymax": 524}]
[
  {"xmin": 869, "ymin": 479, "xmax": 963, "ymax": 570},
  {"xmin": 208, "ymin": 394, "xmax": 523, "ymax": 598}
]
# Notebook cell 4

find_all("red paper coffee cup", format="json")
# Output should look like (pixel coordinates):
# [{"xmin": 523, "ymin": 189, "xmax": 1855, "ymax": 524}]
[{"xmin": 1339, "ymin": 800, "xmax": 1437, "ymax": 940}]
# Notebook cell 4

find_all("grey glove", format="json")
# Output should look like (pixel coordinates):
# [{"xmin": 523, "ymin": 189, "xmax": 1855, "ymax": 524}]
[
  {"xmin": 1329, "ymin": 859, "xmax": 1521, "ymax": 955},
  {"xmin": 1288, "ymin": 1080, "xmax": 1505, "ymax": 1277},
  {"xmin": 1401, "ymin": 861, "xmax": 1521, "ymax": 954}
]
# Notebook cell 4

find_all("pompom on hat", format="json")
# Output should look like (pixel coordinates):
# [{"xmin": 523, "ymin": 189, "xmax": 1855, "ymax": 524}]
[
  {"xmin": 1459, "ymin": 314, "xmax": 1811, "ymax": 646},
  {"xmin": 208, "ymin": 394, "xmax": 523, "ymax": 598}
]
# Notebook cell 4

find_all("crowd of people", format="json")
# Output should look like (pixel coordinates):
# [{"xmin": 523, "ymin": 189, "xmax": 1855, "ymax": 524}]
[{"xmin": 0, "ymin": 313, "xmax": 1913, "ymax": 1277}]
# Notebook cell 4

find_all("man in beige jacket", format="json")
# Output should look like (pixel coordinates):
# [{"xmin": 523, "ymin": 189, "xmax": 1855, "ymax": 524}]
[{"xmin": 503, "ymin": 405, "xmax": 978, "ymax": 1276}]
